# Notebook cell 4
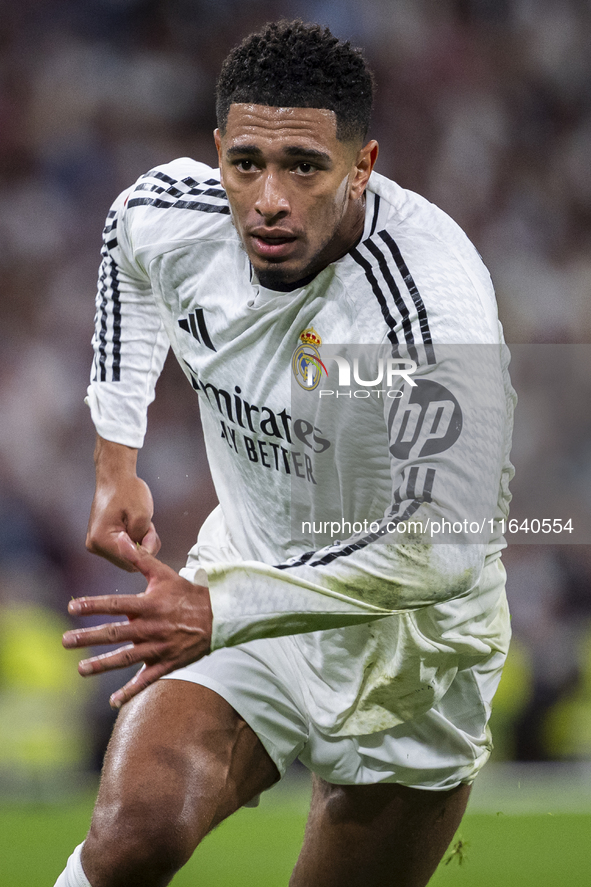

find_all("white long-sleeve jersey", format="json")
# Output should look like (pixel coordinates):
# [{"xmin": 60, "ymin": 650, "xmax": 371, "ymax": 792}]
[{"xmin": 87, "ymin": 158, "xmax": 514, "ymax": 736}]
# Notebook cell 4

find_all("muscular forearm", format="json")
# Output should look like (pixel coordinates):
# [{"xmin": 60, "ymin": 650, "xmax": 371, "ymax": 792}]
[{"xmin": 86, "ymin": 434, "xmax": 160, "ymax": 570}]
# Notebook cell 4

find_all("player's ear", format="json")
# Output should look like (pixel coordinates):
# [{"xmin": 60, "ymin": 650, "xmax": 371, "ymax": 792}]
[
  {"xmin": 213, "ymin": 129, "xmax": 224, "ymax": 184},
  {"xmin": 350, "ymin": 140, "xmax": 379, "ymax": 200}
]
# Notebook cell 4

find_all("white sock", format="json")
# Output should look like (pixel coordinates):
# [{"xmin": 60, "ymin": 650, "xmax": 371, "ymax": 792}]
[{"xmin": 53, "ymin": 843, "xmax": 92, "ymax": 887}]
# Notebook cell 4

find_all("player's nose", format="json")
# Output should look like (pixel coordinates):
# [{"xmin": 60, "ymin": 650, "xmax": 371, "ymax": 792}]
[{"xmin": 254, "ymin": 171, "xmax": 290, "ymax": 221}]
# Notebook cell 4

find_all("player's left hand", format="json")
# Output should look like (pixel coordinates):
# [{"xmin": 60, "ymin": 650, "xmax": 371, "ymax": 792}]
[{"xmin": 62, "ymin": 533, "xmax": 212, "ymax": 709}]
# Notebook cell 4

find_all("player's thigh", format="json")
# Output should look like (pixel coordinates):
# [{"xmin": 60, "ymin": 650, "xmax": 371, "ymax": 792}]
[
  {"xmin": 89, "ymin": 679, "xmax": 280, "ymax": 844},
  {"xmin": 290, "ymin": 775, "xmax": 470, "ymax": 887}
]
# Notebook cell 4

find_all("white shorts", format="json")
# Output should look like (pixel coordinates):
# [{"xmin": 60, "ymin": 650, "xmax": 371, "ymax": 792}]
[{"xmin": 161, "ymin": 631, "xmax": 505, "ymax": 791}]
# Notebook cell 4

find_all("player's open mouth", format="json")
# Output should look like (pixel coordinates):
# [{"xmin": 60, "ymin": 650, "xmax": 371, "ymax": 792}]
[{"xmin": 250, "ymin": 233, "xmax": 298, "ymax": 260}]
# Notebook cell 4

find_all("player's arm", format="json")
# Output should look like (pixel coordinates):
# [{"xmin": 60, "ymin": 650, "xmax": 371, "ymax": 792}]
[
  {"xmin": 63, "ymin": 182, "xmax": 215, "ymax": 705},
  {"xmin": 86, "ymin": 434, "xmax": 160, "ymax": 571},
  {"xmin": 84, "ymin": 181, "xmax": 170, "ymax": 563}
]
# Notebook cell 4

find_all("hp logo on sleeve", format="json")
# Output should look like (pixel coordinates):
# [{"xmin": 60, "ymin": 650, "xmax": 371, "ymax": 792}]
[{"xmin": 388, "ymin": 380, "xmax": 463, "ymax": 460}]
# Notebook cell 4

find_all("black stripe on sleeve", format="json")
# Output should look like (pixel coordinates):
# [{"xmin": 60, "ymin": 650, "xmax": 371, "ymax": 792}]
[
  {"xmin": 191, "ymin": 186, "xmax": 228, "ymax": 199},
  {"xmin": 147, "ymin": 170, "xmax": 179, "ymax": 186},
  {"xmin": 135, "ymin": 180, "xmax": 227, "ymax": 202},
  {"xmin": 364, "ymin": 239, "xmax": 418, "ymax": 364},
  {"xmin": 182, "ymin": 178, "xmax": 227, "ymax": 198},
  {"xmin": 378, "ymin": 231, "xmax": 436, "ymax": 364},
  {"xmin": 132, "ymin": 170, "xmax": 229, "ymax": 211},
  {"xmin": 350, "ymin": 247, "xmax": 399, "ymax": 347},
  {"xmin": 126, "ymin": 196, "xmax": 230, "ymax": 214},
  {"xmin": 274, "ymin": 499, "xmax": 423, "ymax": 572},
  {"xmin": 96, "ymin": 247, "xmax": 122, "ymax": 383},
  {"xmin": 103, "ymin": 215, "xmax": 118, "ymax": 249},
  {"xmin": 423, "ymin": 468, "xmax": 436, "ymax": 502},
  {"xmin": 111, "ymin": 260, "xmax": 122, "ymax": 382},
  {"xmin": 97, "ymin": 266, "xmax": 108, "ymax": 383},
  {"xmin": 134, "ymin": 182, "xmax": 185, "ymax": 199},
  {"xmin": 405, "ymin": 466, "xmax": 420, "ymax": 501}
]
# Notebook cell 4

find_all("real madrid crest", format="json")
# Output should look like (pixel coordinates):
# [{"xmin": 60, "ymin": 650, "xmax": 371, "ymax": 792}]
[{"xmin": 292, "ymin": 327, "xmax": 328, "ymax": 390}]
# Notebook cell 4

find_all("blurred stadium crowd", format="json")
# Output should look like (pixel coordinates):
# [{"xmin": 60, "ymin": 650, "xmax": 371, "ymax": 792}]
[{"xmin": 1, "ymin": 0, "xmax": 591, "ymax": 796}]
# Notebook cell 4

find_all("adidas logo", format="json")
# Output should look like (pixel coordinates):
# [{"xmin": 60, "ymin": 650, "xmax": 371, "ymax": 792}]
[{"xmin": 178, "ymin": 308, "xmax": 216, "ymax": 351}]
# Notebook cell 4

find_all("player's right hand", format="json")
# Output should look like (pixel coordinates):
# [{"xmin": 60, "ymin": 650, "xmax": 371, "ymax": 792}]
[
  {"xmin": 86, "ymin": 472, "xmax": 161, "ymax": 573},
  {"xmin": 86, "ymin": 436, "xmax": 161, "ymax": 572},
  {"xmin": 64, "ymin": 532, "xmax": 212, "ymax": 708}
]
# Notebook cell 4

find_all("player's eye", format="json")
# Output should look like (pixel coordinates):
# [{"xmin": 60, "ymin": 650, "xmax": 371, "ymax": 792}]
[
  {"xmin": 295, "ymin": 162, "xmax": 315, "ymax": 175},
  {"xmin": 235, "ymin": 159, "xmax": 257, "ymax": 172}
]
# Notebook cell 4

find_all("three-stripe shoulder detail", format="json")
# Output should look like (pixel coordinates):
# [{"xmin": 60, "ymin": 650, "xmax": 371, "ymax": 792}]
[
  {"xmin": 126, "ymin": 170, "xmax": 230, "ymax": 215},
  {"xmin": 350, "ymin": 229, "xmax": 436, "ymax": 365}
]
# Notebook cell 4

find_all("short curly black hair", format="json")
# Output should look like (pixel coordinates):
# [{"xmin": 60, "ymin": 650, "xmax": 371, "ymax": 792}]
[{"xmin": 216, "ymin": 20, "xmax": 375, "ymax": 143}]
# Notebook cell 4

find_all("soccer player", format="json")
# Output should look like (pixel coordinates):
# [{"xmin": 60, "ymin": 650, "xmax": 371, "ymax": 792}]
[{"xmin": 55, "ymin": 20, "xmax": 514, "ymax": 887}]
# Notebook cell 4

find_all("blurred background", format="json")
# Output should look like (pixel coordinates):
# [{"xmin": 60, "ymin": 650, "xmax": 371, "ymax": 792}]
[{"xmin": 1, "ymin": 0, "xmax": 591, "ymax": 801}]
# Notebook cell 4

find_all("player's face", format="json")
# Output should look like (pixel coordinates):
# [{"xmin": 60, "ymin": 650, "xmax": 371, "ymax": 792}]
[{"xmin": 215, "ymin": 105, "xmax": 378, "ymax": 289}]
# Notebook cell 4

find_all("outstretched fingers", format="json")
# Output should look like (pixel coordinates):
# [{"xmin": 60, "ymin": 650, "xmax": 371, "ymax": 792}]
[
  {"xmin": 63, "ymin": 541, "xmax": 213, "ymax": 708},
  {"xmin": 63, "ymin": 618, "xmax": 146, "ymax": 650},
  {"xmin": 78, "ymin": 644, "xmax": 143, "ymax": 675},
  {"xmin": 66, "ymin": 592, "xmax": 146, "ymax": 620},
  {"xmin": 77, "ymin": 641, "xmax": 167, "ymax": 677}
]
